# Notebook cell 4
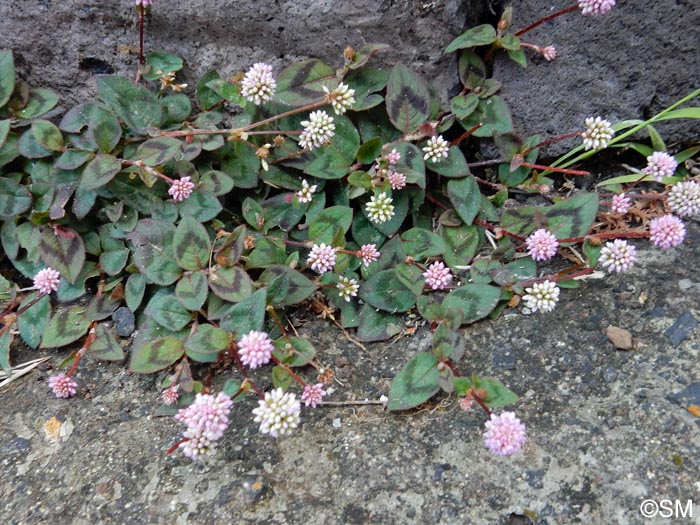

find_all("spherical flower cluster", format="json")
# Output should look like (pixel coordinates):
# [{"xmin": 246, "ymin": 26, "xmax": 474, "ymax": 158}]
[
  {"xmin": 161, "ymin": 385, "xmax": 180, "ymax": 405},
  {"xmin": 581, "ymin": 116, "xmax": 614, "ymax": 150},
  {"xmin": 301, "ymin": 383, "xmax": 327, "ymax": 408},
  {"xmin": 599, "ymin": 239, "xmax": 637, "ymax": 273},
  {"xmin": 578, "ymin": 0, "xmax": 616, "ymax": 16},
  {"xmin": 33, "ymin": 267, "xmax": 61, "ymax": 295},
  {"xmin": 241, "ymin": 63, "xmax": 276, "ymax": 105},
  {"xmin": 135, "ymin": 0, "xmax": 154, "ymax": 7},
  {"xmin": 649, "ymin": 214, "xmax": 686, "ymax": 250},
  {"xmin": 299, "ymin": 110, "xmax": 335, "ymax": 151},
  {"xmin": 307, "ymin": 243, "xmax": 337, "ymax": 274},
  {"xmin": 175, "ymin": 392, "xmax": 233, "ymax": 460},
  {"xmin": 253, "ymin": 388, "xmax": 301, "ymax": 437},
  {"xmin": 365, "ymin": 193, "xmax": 395, "ymax": 224},
  {"xmin": 168, "ymin": 176, "xmax": 195, "ymax": 202},
  {"xmin": 386, "ymin": 149, "xmax": 401, "ymax": 165},
  {"xmin": 642, "ymin": 151, "xmax": 678, "ymax": 182},
  {"xmin": 336, "ymin": 276, "xmax": 359, "ymax": 302},
  {"xmin": 422, "ymin": 135, "xmax": 450, "ymax": 163},
  {"xmin": 483, "ymin": 412, "xmax": 527, "ymax": 456},
  {"xmin": 323, "ymin": 83, "xmax": 356, "ymax": 115},
  {"xmin": 358, "ymin": 244, "xmax": 380, "ymax": 266},
  {"xmin": 542, "ymin": 45, "xmax": 557, "ymax": 62},
  {"xmin": 610, "ymin": 192, "xmax": 631, "ymax": 214},
  {"xmin": 423, "ymin": 261, "xmax": 453, "ymax": 290},
  {"xmin": 525, "ymin": 229, "xmax": 559, "ymax": 261},
  {"xmin": 667, "ymin": 180, "xmax": 700, "ymax": 217},
  {"xmin": 48, "ymin": 373, "xmax": 78, "ymax": 399},
  {"xmin": 296, "ymin": 179, "xmax": 317, "ymax": 204},
  {"xmin": 522, "ymin": 280, "xmax": 560, "ymax": 313},
  {"xmin": 237, "ymin": 330, "xmax": 275, "ymax": 369},
  {"xmin": 387, "ymin": 170, "xmax": 407, "ymax": 190}
]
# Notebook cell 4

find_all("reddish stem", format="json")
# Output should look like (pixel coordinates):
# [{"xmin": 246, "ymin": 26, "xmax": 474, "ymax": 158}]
[
  {"xmin": 138, "ymin": 5, "xmax": 145, "ymax": 66},
  {"xmin": 522, "ymin": 131, "xmax": 582, "ymax": 156},
  {"xmin": 450, "ymin": 123, "xmax": 483, "ymax": 147},
  {"xmin": 514, "ymin": 5, "xmax": 579, "ymax": 37},
  {"xmin": 166, "ymin": 437, "xmax": 187, "ymax": 455}
]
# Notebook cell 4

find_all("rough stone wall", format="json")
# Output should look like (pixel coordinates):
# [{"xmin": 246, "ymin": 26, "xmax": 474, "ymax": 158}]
[{"xmin": 493, "ymin": 0, "xmax": 700, "ymax": 156}]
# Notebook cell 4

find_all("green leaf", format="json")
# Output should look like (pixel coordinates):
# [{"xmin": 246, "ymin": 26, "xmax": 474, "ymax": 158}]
[
  {"xmin": 219, "ymin": 288, "xmax": 267, "ymax": 335},
  {"xmin": 273, "ymin": 336, "xmax": 316, "ymax": 367},
  {"xmin": 17, "ymin": 129, "xmax": 54, "ymax": 158},
  {"xmin": 31, "ymin": 120, "xmax": 64, "ymax": 151},
  {"xmin": 146, "ymin": 293, "xmax": 192, "ymax": 331},
  {"xmin": 477, "ymin": 377, "xmax": 519, "ymax": 407},
  {"xmin": 89, "ymin": 324, "xmax": 126, "ymax": 361},
  {"xmin": 196, "ymin": 70, "xmax": 224, "ymax": 110},
  {"xmin": 96, "ymin": 76, "xmax": 162, "ymax": 134},
  {"xmin": 359, "ymin": 269, "xmax": 417, "ymax": 313},
  {"xmin": 356, "ymin": 303, "xmax": 402, "ymax": 342},
  {"xmin": 56, "ymin": 150, "xmax": 93, "ymax": 170},
  {"xmin": 274, "ymin": 59, "xmax": 336, "ymax": 106},
  {"xmin": 185, "ymin": 324, "xmax": 229, "ymax": 363},
  {"xmin": 136, "ymin": 137, "xmax": 182, "ymax": 166},
  {"xmin": 445, "ymin": 24, "xmax": 498, "ymax": 53},
  {"xmin": 387, "ymin": 352, "xmax": 440, "ymax": 411},
  {"xmin": 458, "ymin": 49, "xmax": 486, "ymax": 88},
  {"xmin": 0, "ymin": 50, "xmax": 15, "ymax": 108},
  {"xmin": 0, "ymin": 119, "xmax": 10, "ymax": 149},
  {"xmin": 208, "ymin": 266, "xmax": 253, "ymax": 303},
  {"xmin": 308, "ymin": 205, "xmax": 352, "ymax": 245},
  {"xmin": 441, "ymin": 223, "xmax": 481, "ymax": 270},
  {"xmin": 427, "ymin": 146, "xmax": 470, "ymax": 178},
  {"xmin": 173, "ymin": 215, "xmax": 211, "ymax": 270},
  {"xmin": 432, "ymin": 323, "xmax": 465, "ymax": 361},
  {"xmin": 162, "ymin": 94, "xmax": 192, "ymax": 124},
  {"xmin": 40, "ymin": 305, "xmax": 91, "ymax": 348},
  {"xmin": 386, "ymin": 64, "xmax": 430, "ymax": 133},
  {"xmin": 450, "ymin": 94, "xmax": 479, "ymax": 120},
  {"xmin": 498, "ymin": 34, "xmax": 521, "ymax": 51},
  {"xmin": 214, "ymin": 224, "xmax": 246, "ymax": 267},
  {"xmin": 500, "ymin": 192, "xmax": 599, "ymax": 238},
  {"xmin": 99, "ymin": 246, "xmax": 129, "ymax": 276},
  {"xmin": 177, "ymin": 191, "xmax": 222, "ymax": 222},
  {"xmin": 259, "ymin": 265, "xmax": 317, "ymax": 306},
  {"xmin": 272, "ymin": 366, "xmax": 293, "ymax": 390},
  {"xmin": 460, "ymin": 96, "xmax": 513, "ymax": 137},
  {"xmin": 392, "ymin": 142, "xmax": 426, "ymax": 188},
  {"xmin": 356, "ymin": 137, "xmax": 383, "ymax": 164},
  {"xmin": 447, "ymin": 176, "xmax": 480, "ymax": 225},
  {"xmin": 86, "ymin": 293, "xmax": 121, "ymax": 321},
  {"xmin": 442, "ymin": 284, "xmax": 501, "ymax": 325},
  {"xmin": 400, "ymin": 228, "xmax": 446, "ymax": 259},
  {"xmin": 38, "ymin": 227, "xmax": 85, "ymax": 284},
  {"xmin": 0, "ymin": 330, "xmax": 11, "ymax": 373},
  {"xmin": 345, "ymin": 43, "xmax": 391, "ymax": 70},
  {"xmin": 198, "ymin": 170, "xmax": 234, "ymax": 196},
  {"xmin": 348, "ymin": 170, "xmax": 373, "ymax": 189},
  {"xmin": 89, "ymin": 107, "xmax": 122, "ymax": 153},
  {"xmin": 125, "ymin": 273, "xmax": 147, "ymax": 311},
  {"xmin": 0, "ymin": 177, "xmax": 32, "ymax": 218},
  {"xmin": 143, "ymin": 51, "xmax": 184, "ymax": 81},
  {"xmin": 130, "ymin": 336, "xmax": 185, "ymax": 373},
  {"xmin": 80, "ymin": 153, "xmax": 122, "ymax": 191},
  {"xmin": 205, "ymin": 79, "xmax": 244, "ymax": 105},
  {"xmin": 507, "ymin": 48, "xmax": 527, "ymax": 68},
  {"xmin": 175, "ymin": 271, "xmax": 208, "ymax": 311},
  {"xmin": 18, "ymin": 293, "xmax": 50, "ymax": 349},
  {"xmin": 17, "ymin": 89, "xmax": 58, "ymax": 119}
]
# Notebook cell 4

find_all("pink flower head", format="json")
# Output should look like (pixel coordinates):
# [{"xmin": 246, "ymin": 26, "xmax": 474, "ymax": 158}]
[
  {"xmin": 423, "ymin": 261, "xmax": 453, "ymax": 290},
  {"xmin": 174, "ymin": 392, "xmax": 233, "ymax": 441},
  {"xmin": 168, "ymin": 176, "xmax": 195, "ymax": 202},
  {"xmin": 237, "ymin": 330, "xmax": 274, "ymax": 369},
  {"xmin": 301, "ymin": 383, "xmax": 327, "ymax": 408},
  {"xmin": 667, "ymin": 180, "xmax": 700, "ymax": 217},
  {"xmin": 542, "ymin": 45, "xmax": 557, "ymax": 62},
  {"xmin": 610, "ymin": 192, "xmax": 631, "ymax": 214},
  {"xmin": 578, "ymin": 0, "xmax": 615, "ymax": 15},
  {"xmin": 642, "ymin": 151, "xmax": 678, "ymax": 182},
  {"xmin": 387, "ymin": 170, "xmax": 407, "ymax": 190},
  {"xmin": 599, "ymin": 239, "xmax": 637, "ymax": 273},
  {"xmin": 307, "ymin": 243, "xmax": 337, "ymax": 274},
  {"xmin": 525, "ymin": 229, "xmax": 559, "ymax": 261},
  {"xmin": 48, "ymin": 373, "xmax": 78, "ymax": 399},
  {"xmin": 33, "ymin": 267, "xmax": 61, "ymax": 295},
  {"xmin": 241, "ymin": 63, "xmax": 276, "ymax": 106},
  {"xmin": 483, "ymin": 411, "xmax": 527, "ymax": 456},
  {"xmin": 649, "ymin": 215, "xmax": 686, "ymax": 250},
  {"xmin": 161, "ymin": 385, "xmax": 180, "ymax": 405},
  {"xmin": 136, "ymin": 0, "xmax": 154, "ymax": 7},
  {"xmin": 178, "ymin": 428, "xmax": 217, "ymax": 460},
  {"xmin": 358, "ymin": 244, "xmax": 380, "ymax": 267},
  {"xmin": 386, "ymin": 149, "xmax": 401, "ymax": 165}
]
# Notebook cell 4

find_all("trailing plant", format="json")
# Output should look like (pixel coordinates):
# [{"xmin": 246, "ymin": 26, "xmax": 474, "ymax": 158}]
[{"xmin": 0, "ymin": 0, "xmax": 698, "ymax": 460}]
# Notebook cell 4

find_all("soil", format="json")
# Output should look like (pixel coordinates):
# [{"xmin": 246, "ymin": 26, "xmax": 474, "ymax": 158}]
[{"xmin": 2, "ymin": 218, "xmax": 699, "ymax": 524}]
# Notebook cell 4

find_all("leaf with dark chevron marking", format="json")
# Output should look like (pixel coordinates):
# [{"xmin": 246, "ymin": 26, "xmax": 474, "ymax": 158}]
[
  {"xmin": 386, "ymin": 64, "xmax": 430, "ymax": 133},
  {"xmin": 38, "ymin": 227, "xmax": 85, "ymax": 284},
  {"xmin": 130, "ymin": 336, "xmax": 185, "ymax": 373}
]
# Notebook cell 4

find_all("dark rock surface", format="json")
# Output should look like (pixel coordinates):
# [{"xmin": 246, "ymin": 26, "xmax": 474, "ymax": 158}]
[
  {"xmin": 2, "ymin": 222, "xmax": 699, "ymax": 524},
  {"xmin": 493, "ymin": 0, "xmax": 700, "ymax": 156}
]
